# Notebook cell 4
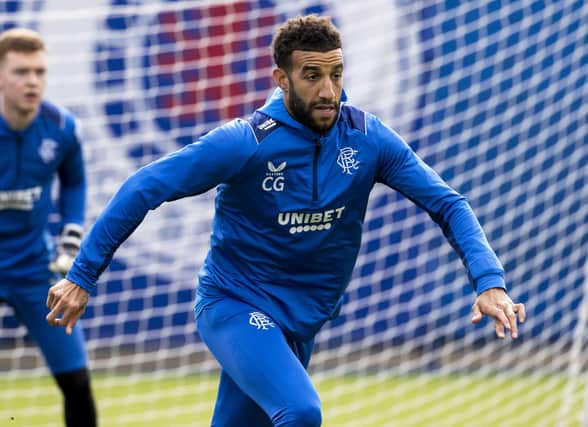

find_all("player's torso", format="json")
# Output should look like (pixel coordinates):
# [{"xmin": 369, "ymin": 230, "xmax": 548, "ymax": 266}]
[
  {"xmin": 212, "ymin": 112, "xmax": 378, "ymax": 281},
  {"xmin": 232, "ymin": 128, "xmax": 374, "ymax": 230},
  {"xmin": 0, "ymin": 112, "xmax": 65, "ymax": 241},
  {"xmin": 200, "ymin": 108, "xmax": 380, "ymax": 339}
]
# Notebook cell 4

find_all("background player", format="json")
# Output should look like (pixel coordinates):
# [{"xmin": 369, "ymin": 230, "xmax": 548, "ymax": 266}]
[
  {"xmin": 0, "ymin": 28, "xmax": 97, "ymax": 427},
  {"xmin": 46, "ymin": 15, "xmax": 524, "ymax": 427}
]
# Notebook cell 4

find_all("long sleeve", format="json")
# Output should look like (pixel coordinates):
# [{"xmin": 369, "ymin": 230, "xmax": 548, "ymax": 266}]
[
  {"xmin": 372, "ymin": 116, "xmax": 505, "ymax": 294},
  {"xmin": 67, "ymin": 119, "xmax": 255, "ymax": 293}
]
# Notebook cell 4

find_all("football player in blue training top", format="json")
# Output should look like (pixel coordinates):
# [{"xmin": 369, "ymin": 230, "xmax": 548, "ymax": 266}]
[
  {"xmin": 46, "ymin": 14, "xmax": 525, "ymax": 427},
  {"xmin": 0, "ymin": 28, "xmax": 96, "ymax": 427}
]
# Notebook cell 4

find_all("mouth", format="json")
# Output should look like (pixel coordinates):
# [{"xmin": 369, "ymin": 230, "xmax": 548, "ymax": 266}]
[
  {"xmin": 24, "ymin": 92, "xmax": 39, "ymax": 102},
  {"xmin": 313, "ymin": 104, "xmax": 337, "ymax": 118}
]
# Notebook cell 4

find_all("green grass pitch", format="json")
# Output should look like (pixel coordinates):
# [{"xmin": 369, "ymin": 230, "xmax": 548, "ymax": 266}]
[{"xmin": 0, "ymin": 374, "xmax": 583, "ymax": 426}]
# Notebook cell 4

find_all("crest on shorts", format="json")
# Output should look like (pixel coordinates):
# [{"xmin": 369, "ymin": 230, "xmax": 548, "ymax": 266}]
[{"xmin": 248, "ymin": 312, "xmax": 275, "ymax": 330}]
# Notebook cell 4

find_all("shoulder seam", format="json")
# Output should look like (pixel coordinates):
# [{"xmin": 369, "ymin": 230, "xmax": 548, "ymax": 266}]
[
  {"xmin": 340, "ymin": 104, "xmax": 367, "ymax": 135},
  {"xmin": 247, "ymin": 111, "xmax": 281, "ymax": 144},
  {"xmin": 245, "ymin": 120, "xmax": 259, "ymax": 144},
  {"xmin": 40, "ymin": 101, "xmax": 65, "ymax": 129}
]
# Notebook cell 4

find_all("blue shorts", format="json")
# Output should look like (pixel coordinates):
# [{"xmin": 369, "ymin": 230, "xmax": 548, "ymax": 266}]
[
  {"xmin": 196, "ymin": 296, "xmax": 321, "ymax": 427},
  {"xmin": 0, "ymin": 280, "xmax": 88, "ymax": 375}
]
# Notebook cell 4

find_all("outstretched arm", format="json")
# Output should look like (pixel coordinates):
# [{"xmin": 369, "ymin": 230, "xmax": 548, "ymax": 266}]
[
  {"xmin": 372, "ymin": 117, "xmax": 525, "ymax": 338},
  {"xmin": 45, "ymin": 120, "xmax": 255, "ymax": 332},
  {"xmin": 471, "ymin": 287, "xmax": 526, "ymax": 339}
]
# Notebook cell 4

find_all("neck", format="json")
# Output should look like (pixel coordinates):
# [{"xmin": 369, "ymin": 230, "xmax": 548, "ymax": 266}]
[{"xmin": 0, "ymin": 99, "xmax": 36, "ymax": 131}]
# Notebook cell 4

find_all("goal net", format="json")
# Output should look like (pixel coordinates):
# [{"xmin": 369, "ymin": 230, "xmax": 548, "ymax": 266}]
[{"xmin": 1, "ymin": 1, "xmax": 587, "ymax": 426}]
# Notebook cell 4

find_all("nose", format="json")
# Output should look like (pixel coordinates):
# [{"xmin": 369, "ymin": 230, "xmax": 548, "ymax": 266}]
[
  {"xmin": 26, "ymin": 71, "xmax": 41, "ymax": 86},
  {"xmin": 318, "ymin": 77, "xmax": 336, "ymax": 100}
]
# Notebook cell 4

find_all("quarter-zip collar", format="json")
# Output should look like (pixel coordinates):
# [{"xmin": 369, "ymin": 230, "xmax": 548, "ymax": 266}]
[{"xmin": 257, "ymin": 87, "xmax": 347, "ymax": 142}]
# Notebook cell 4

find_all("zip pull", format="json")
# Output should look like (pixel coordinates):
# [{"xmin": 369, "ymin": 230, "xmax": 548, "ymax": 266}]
[{"xmin": 312, "ymin": 138, "xmax": 321, "ymax": 202}]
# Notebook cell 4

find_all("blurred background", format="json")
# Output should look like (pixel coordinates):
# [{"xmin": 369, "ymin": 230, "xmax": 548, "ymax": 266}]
[{"xmin": 0, "ymin": 1, "xmax": 587, "ymax": 426}]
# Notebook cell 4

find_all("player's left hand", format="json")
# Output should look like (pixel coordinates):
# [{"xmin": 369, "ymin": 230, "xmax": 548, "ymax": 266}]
[
  {"xmin": 471, "ymin": 288, "xmax": 526, "ymax": 339},
  {"xmin": 46, "ymin": 278, "xmax": 90, "ymax": 335}
]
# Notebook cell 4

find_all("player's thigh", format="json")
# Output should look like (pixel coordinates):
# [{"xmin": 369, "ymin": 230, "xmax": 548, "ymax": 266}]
[
  {"xmin": 197, "ymin": 298, "xmax": 320, "ymax": 422},
  {"xmin": 10, "ymin": 283, "xmax": 88, "ymax": 374}
]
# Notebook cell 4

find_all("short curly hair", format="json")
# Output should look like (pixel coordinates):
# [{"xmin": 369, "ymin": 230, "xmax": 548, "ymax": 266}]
[{"xmin": 272, "ymin": 15, "xmax": 342, "ymax": 71}]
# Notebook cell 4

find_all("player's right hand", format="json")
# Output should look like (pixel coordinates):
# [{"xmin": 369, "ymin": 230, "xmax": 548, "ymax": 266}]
[{"xmin": 46, "ymin": 278, "xmax": 90, "ymax": 335}]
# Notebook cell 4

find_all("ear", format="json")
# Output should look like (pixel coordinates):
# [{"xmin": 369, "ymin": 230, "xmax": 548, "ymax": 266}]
[{"xmin": 272, "ymin": 68, "xmax": 289, "ymax": 92}]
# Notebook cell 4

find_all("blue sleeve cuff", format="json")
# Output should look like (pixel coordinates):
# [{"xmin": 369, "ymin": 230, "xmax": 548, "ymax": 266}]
[
  {"xmin": 65, "ymin": 261, "xmax": 98, "ymax": 295},
  {"xmin": 475, "ymin": 273, "xmax": 506, "ymax": 295}
]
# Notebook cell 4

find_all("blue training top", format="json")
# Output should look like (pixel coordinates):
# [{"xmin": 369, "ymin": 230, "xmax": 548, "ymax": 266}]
[
  {"xmin": 0, "ymin": 101, "xmax": 86, "ymax": 285},
  {"xmin": 67, "ymin": 88, "xmax": 505, "ymax": 341}
]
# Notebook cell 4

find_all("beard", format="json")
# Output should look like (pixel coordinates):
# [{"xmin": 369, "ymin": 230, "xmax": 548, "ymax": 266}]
[{"xmin": 286, "ymin": 78, "xmax": 339, "ymax": 133}]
